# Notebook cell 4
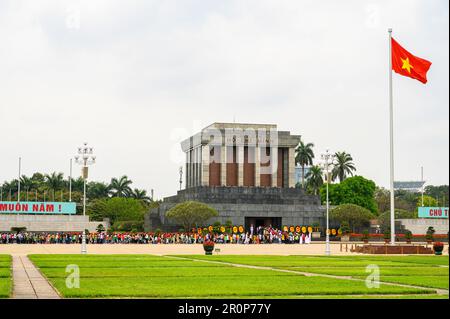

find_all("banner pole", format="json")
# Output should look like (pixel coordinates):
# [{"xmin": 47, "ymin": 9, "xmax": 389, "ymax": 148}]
[
  {"xmin": 69, "ymin": 158, "xmax": 73, "ymax": 202},
  {"xmin": 18, "ymin": 157, "xmax": 21, "ymax": 202},
  {"xmin": 388, "ymin": 28, "xmax": 395, "ymax": 245}
]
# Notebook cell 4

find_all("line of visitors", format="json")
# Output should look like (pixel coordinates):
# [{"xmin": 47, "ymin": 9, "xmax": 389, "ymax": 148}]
[{"xmin": 0, "ymin": 226, "xmax": 313, "ymax": 245}]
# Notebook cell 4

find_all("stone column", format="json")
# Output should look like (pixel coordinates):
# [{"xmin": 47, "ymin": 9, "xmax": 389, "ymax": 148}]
[
  {"xmin": 288, "ymin": 147, "xmax": 295, "ymax": 188},
  {"xmin": 201, "ymin": 145, "xmax": 209, "ymax": 186},
  {"xmin": 255, "ymin": 146, "xmax": 260, "ymax": 186},
  {"xmin": 185, "ymin": 152, "xmax": 189, "ymax": 188},
  {"xmin": 192, "ymin": 148, "xmax": 196, "ymax": 187},
  {"xmin": 191, "ymin": 149, "xmax": 195, "ymax": 187},
  {"xmin": 194, "ymin": 147, "xmax": 197, "ymax": 187},
  {"xmin": 199, "ymin": 147, "xmax": 202, "ymax": 186},
  {"xmin": 197, "ymin": 146, "xmax": 201, "ymax": 186},
  {"xmin": 238, "ymin": 145, "xmax": 244, "ymax": 186},
  {"xmin": 190, "ymin": 149, "xmax": 194, "ymax": 188},
  {"xmin": 220, "ymin": 145, "xmax": 227, "ymax": 186},
  {"xmin": 271, "ymin": 147, "xmax": 278, "ymax": 187}
]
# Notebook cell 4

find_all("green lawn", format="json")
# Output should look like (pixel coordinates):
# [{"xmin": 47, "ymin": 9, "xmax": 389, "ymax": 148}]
[
  {"xmin": 28, "ymin": 254, "xmax": 447, "ymax": 298},
  {"xmin": 187, "ymin": 255, "xmax": 449, "ymax": 291},
  {"xmin": 0, "ymin": 255, "xmax": 12, "ymax": 298}
]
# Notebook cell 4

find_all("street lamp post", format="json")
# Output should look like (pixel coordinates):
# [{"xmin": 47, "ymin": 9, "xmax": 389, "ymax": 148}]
[
  {"xmin": 179, "ymin": 166, "xmax": 183, "ymax": 191},
  {"xmin": 321, "ymin": 149, "xmax": 335, "ymax": 256},
  {"xmin": 75, "ymin": 142, "xmax": 96, "ymax": 254}
]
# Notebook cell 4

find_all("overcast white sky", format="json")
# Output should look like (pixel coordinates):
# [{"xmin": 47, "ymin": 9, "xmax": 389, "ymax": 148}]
[{"xmin": 0, "ymin": 0, "xmax": 448, "ymax": 199}]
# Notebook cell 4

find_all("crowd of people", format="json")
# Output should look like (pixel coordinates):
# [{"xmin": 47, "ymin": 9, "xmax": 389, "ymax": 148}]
[{"xmin": 0, "ymin": 226, "xmax": 314, "ymax": 245}]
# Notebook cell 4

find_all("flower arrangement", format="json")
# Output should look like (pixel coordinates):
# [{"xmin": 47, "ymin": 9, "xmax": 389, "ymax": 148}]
[
  {"xmin": 362, "ymin": 230, "xmax": 369, "ymax": 243},
  {"xmin": 404, "ymin": 230, "xmax": 413, "ymax": 243},
  {"xmin": 203, "ymin": 240, "xmax": 215, "ymax": 247},
  {"xmin": 433, "ymin": 242, "xmax": 444, "ymax": 255},
  {"xmin": 339, "ymin": 222, "xmax": 351, "ymax": 235},
  {"xmin": 203, "ymin": 240, "xmax": 215, "ymax": 255},
  {"xmin": 426, "ymin": 227, "xmax": 435, "ymax": 243},
  {"xmin": 383, "ymin": 230, "xmax": 391, "ymax": 243}
]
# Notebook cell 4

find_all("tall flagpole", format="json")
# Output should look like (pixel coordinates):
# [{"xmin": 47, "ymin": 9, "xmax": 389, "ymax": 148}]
[
  {"xmin": 388, "ymin": 28, "xmax": 395, "ymax": 245},
  {"xmin": 69, "ymin": 158, "xmax": 73, "ymax": 202},
  {"xmin": 18, "ymin": 157, "xmax": 21, "ymax": 202}
]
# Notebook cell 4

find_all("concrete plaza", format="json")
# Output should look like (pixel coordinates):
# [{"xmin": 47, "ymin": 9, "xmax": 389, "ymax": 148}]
[{"xmin": 1, "ymin": 242, "xmax": 447, "ymax": 256}]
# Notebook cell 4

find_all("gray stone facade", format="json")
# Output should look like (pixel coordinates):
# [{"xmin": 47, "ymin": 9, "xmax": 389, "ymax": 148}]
[
  {"xmin": 144, "ymin": 186, "xmax": 325, "ymax": 232},
  {"xmin": 0, "ymin": 214, "xmax": 110, "ymax": 232}
]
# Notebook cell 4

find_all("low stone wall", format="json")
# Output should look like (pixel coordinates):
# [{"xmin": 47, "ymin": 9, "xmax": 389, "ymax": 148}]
[
  {"xmin": 398, "ymin": 218, "xmax": 449, "ymax": 234},
  {"xmin": 0, "ymin": 214, "xmax": 109, "ymax": 232}
]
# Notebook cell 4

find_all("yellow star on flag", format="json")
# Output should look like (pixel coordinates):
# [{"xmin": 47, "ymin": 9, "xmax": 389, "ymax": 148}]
[{"xmin": 401, "ymin": 57, "xmax": 413, "ymax": 73}]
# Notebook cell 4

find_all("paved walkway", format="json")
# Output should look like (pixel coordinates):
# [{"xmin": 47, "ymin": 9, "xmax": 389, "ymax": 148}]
[
  {"xmin": 1, "ymin": 243, "xmax": 447, "ymax": 256},
  {"xmin": 12, "ymin": 255, "xmax": 60, "ymax": 299},
  {"xmin": 0, "ymin": 242, "xmax": 377, "ymax": 256}
]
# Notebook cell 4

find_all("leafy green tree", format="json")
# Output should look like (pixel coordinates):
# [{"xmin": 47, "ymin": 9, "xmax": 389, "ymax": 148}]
[
  {"xmin": 295, "ymin": 141, "xmax": 315, "ymax": 189},
  {"xmin": 378, "ymin": 209, "xmax": 416, "ymax": 232},
  {"xmin": 166, "ymin": 201, "xmax": 218, "ymax": 231},
  {"xmin": 394, "ymin": 189, "xmax": 419, "ymax": 212},
  {"xmin": 424, "ymin": 185, "xmax": 449, "ymax": 207},
  {"xmin": 305, "ymin": 165, "xmax": 323, "ymax": 195},
  {"xmin": 332, "ymin": 151, "xmax": 356, "ymax": 182},
  {"xmin": 330, "ymin": 204, "xmax": 375, "ymax": 232},
  {"xmin": 320, "ymin": 176, "xmax": 378, "ymax": 214},
  {"xmin": 31, "ymin": 172, "xmax": 45, "ymax": 186},
  {"xmin": 110, "ymin": 175, "xmax": 133, "ymax": 197},
  {"xmin": 87, "ymin": 197, "xmax": 146, "ymax": 225},
  {"xmin": 87, "ymin": 182, "xmax": 111, "ymax": 199},
  {"xmin": 418, "ymin": 195, "xmax": 438, "ymax": 208},
  {"xmin": 374, "ymin": 187, "xmax": 390, "ymax": 214}
]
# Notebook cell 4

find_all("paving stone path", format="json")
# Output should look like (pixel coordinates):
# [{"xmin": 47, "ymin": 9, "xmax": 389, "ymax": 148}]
[{"xmin": 12, "ymin": 255, "xmax": 60, "ymax": 299}]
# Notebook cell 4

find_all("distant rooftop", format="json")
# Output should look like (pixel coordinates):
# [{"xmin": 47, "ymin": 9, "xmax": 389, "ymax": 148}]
[
  {"xmin": 394, "ymin": 181, "xmax": 426, "ymax": 191},
  {"xmin": 203, "ymin": 122, "xmax": 277, "ymax": 131}
]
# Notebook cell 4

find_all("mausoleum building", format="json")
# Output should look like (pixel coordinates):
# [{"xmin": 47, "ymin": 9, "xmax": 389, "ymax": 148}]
[{"xmin": 145, "ymin": 123, "xmax": 325, "ymax": 231}]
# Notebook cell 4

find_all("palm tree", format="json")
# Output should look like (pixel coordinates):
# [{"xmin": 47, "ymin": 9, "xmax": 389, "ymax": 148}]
[
  {"xmin": 130, "ymin": 188, "xmax": 151, "ymax": 202},
  {"xmin": 110, "ymin": 175, "xmax": 133, "ymax": 197},
  {"xmin": 2, "ymin": 180, "xmax": 18, "ymax": 200},
  {"xmin": 305, "ymin": 165, "xmax": 323, "ymax": 195},
  {"xmin": 20, "ymin": 175, "xmax": 36, "ymax": 191},
  {"xmin": 87, "ymin": 182, "xmax": 111, "ymax": 199},
  {"xmin": 332, "ymin": 151, "xmax": 356, "ymax": 182},
  {"xmin": 45, "ymin": 172, "xmax": 65, "ymax": 200},
  {"xmin": 30, "ymin": 172, "xmax": 45, "ymax": 188},
  {"xmin": 295, "ymin": 141, "xmax": 315, "ymax": 189},
  {"xmin": 70, "ymin": 177, "xmax": 85, "ymax": 193}
]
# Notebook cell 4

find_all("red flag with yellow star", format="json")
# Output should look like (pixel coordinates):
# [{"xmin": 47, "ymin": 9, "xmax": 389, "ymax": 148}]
[{"xmin": 391, "ymin": 37, "xmax": 432, "ymax": 84}]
